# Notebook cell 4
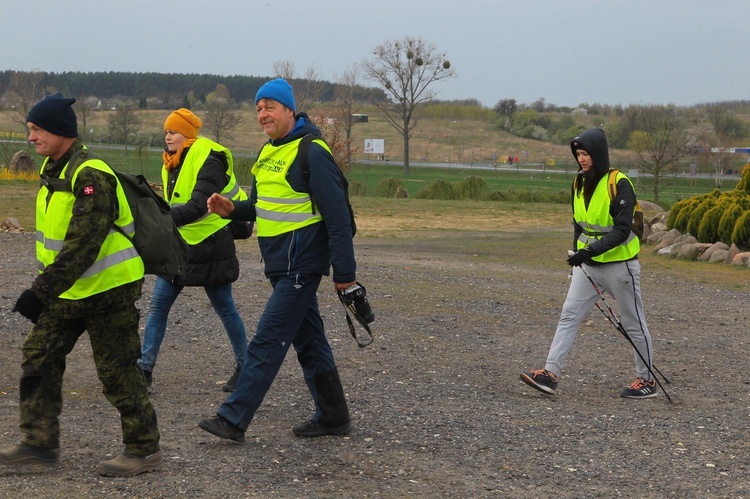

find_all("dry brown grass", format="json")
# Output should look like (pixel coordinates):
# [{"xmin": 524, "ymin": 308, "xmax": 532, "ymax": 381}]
[{"xmin": 0, "ymin": 106, "xmax": 635, "ymax": 166}]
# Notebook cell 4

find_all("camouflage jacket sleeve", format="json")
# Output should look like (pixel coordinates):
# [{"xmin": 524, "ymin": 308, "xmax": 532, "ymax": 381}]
[{"xmin": 32, "ymin": 166, "xmax": 120, "ymax": 303}]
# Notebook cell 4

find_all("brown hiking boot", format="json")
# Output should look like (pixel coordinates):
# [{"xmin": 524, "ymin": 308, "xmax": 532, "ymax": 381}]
[
  {"xmin": 0, "ymin": 443, "xmax": 60, "ymax": 466},
  {"xmin": 96, "ymin": 449, "xmax": 163, "ymax": 477}
]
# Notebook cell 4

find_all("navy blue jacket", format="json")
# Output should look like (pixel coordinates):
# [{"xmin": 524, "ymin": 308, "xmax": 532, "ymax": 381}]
[{"xmin": 231, "ymin": 114, "xmax": 356, "ymax": 283}]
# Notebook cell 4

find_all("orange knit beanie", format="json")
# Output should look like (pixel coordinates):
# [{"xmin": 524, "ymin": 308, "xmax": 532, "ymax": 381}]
[{"xmin": 164, "ymin": 108, "xmax": 202, "ymax": 139}]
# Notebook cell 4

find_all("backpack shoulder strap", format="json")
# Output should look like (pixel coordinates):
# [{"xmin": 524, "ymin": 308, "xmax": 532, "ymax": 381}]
[
  {"xmin": 41, "ymin": 149, "xmax": 101, "ymax": 193},
  {"xmin": 298, "ymin": 133, "xmax": 320, "ymax": 213},
  {"xmin": 607, "ymin": 169, "xmax": 620, "ymax": 200},
  {"xmin": 298, "ymin": 133, "xmax": 318, "ymax": 182}
]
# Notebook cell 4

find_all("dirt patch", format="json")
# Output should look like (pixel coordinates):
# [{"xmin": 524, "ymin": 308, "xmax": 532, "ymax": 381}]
[{"xmin": 1, "ymin": 214, "xmax": 749, "ymax": 497}]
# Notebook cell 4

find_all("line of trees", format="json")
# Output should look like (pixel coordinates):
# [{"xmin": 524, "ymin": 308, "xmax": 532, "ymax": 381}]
[
  {"xmin": 3, "ymin": 37, "xmax": 750, "ymax": 206},
  {"xmin": 0, "ymin": 70, "xmax": 384, "ymax": 112}
]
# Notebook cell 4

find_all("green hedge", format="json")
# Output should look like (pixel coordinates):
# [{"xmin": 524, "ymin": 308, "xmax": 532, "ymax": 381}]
[{"xmin": 667, "ymin": 167, "xmax": 750, "ymax": 249}]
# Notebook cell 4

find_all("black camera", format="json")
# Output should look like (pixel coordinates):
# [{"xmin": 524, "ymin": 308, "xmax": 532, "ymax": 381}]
[{"xmin": 339, "ymin": 282, "xmax": 375, "ymax": 324}]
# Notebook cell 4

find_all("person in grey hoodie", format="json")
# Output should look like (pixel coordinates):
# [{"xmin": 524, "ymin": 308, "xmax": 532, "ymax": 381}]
[{"xmin": 520, "ymin": 127, "xmax": 657, "ymax": 399}]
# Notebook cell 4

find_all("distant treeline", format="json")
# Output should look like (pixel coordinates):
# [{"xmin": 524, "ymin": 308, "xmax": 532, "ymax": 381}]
[{"xmin": 0, "ymin": 70, "xmax": 385, "ymax": 108}]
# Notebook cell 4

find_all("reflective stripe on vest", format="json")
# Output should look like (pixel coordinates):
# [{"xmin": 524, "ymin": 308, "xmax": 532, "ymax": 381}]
[
  {"xmin": 573, "ymin": 174, "xmax": 639, "ymax": 262},
  {"xmin": 162, "ymin": 137, "xmax": 247, "ymax": 245},
  {"xmin": 251, "ymin": 137, "xmax": 323, "ymax": 237},
  {"xmin": 35, "ymin": 154, "xmax": 144, "ymax": 300}
]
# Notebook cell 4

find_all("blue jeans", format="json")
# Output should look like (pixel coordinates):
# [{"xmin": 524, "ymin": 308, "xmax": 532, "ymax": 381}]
[
  {"xmin": 217, "ymin": 274, "xmax": 337, "ymax": 431},
  {"xmin": 139, "ymin": 276, "xmax": 247, "ymax": 372}
]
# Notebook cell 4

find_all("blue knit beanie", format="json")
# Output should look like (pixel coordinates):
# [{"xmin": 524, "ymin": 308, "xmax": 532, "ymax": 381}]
[
  {"xmin": 27, "ymin": 93, "xmax": 78, "ymax": 138},
  {"xmin": 255, "ymin": 78, "xmax": 296, "ymax": 112}
]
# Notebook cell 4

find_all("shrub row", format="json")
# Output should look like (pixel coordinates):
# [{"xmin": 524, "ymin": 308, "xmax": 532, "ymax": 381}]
[
  {"xmin": 667, "ymin": 164, "xmax": 750, "ymax": 250},
  {"xmin": 365, "ymin": 175, "xmax": 569, "ymax": 204}
]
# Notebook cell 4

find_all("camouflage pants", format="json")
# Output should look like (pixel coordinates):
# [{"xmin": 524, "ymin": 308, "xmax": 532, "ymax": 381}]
[{"xmin": 19, "ymin": 300, "xmax": 160, "ymax": 455}]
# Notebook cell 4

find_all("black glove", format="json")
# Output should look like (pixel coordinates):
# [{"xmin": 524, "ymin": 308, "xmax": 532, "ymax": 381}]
[
  {"xmin": 13, "ymin": 289, "xmax": 45, "ymax": 324},
  {"xmin": 567, "ymin": 249, "xmax": 593, "ymax": 267}
]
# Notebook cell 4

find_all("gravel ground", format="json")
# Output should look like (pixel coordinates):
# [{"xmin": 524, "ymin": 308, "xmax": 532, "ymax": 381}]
[{"xmin": 1, "ymin": 226, "xmax": 749, "ymax": 498}]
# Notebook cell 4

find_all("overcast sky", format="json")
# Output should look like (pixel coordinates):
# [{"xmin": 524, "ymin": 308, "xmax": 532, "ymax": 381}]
[{"xmin": 2, "ymin": 0, "xmax": 748, "ymax": 108}]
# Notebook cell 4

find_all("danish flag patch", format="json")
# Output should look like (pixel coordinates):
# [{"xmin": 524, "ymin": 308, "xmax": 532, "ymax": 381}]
[{"xmin": 83, "ymin": 185, "xmax": 95, "ymax": 196}]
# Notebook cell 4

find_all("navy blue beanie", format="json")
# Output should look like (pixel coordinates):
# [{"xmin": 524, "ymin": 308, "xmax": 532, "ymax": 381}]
[
  {"xmin": 27, "ymin": 93, "xmax": 78, "ymax": 138},
  {"xmin": 255, "ymin": 78, "xmax": 296, "ymax": 112}
]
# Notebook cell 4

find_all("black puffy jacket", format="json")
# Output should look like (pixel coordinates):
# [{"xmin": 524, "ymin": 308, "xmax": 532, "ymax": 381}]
[{"xmin": 166, "ymin": 149, "xmax": 239, "ymax": 287}]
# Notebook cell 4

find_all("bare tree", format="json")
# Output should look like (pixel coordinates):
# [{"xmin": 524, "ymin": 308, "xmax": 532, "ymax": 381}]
[
  {"xmin": 271, "ymin": 61, "xmax": 325, "ymax": 114},
  {"xmin": 0, "ymin": 131, "xmax": 18, "ymax": 169},
  {"xmin": 698, "ymin": 107, "xmax": 750, "ymax": 187},
  {"xmin": 273, "ymin": 60, "xmax": 296, "ymax": 80},
  {"xmin": 363, "ymin": 36, "xmax": 455, "ymax": 173},
  {"xmin": 107, "ymin": 106, "xmax": 142, "ymax": 156},
  {"xmin": 6, "ymin": 71, "xmax": 46, "ymax": 142},
  {"xmin": 295, "ymin": 65, "xmax": 326, "ymax": 114},
  {"xmin": 311, "ymin": 115, "xmax": 356, "ymax": 174},
  {"xmin": 203, "ymin": 85, "xmax": 243, "ymax": 143},
  {"xmin": 74, "ymin": 99, "xmax": 95, "ymax": 144},
  {"xmin": 332, "ymin": 64, "xmax": 362, "ymax": 171},
  {"xmin": 627, "ymin": 105, "xmax": 699, "ymax": 204},
  {"xmin": 204, "ymin": 98, "xmax": 242, "ymax": 143}
]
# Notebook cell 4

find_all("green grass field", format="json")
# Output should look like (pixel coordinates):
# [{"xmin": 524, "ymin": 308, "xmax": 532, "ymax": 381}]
[{"xmin": 7, "ymin": 143, "xmax": 741, "ymax": 208}]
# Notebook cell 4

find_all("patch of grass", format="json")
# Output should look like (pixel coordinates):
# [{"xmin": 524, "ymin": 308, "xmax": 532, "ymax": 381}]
[{"xmin": 0, "ymin": 181, "xmax": 38, "ymax": 228}]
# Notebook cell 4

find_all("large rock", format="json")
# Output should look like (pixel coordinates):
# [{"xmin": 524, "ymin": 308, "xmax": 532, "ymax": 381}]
[
  {"xmin": 708, "ymin": 249, "xmax": 729, "ymax": 263},
  {"xmin": 731, "ymin": 252, "xmax": 750, "ymax": 267},
  {"xmin": 699, "ymin": 241, "xmax": 729, "ymax": 261},
  {"xmin": 9, "ymin": 150, "xmax": 36, "ymax": 172},
  {"xmin": 650, "ymin": 228, "xmax": 681, "ymax": 250},
  {"xmin": 727, "ymin": 243, "xmax": 741, "ymax": 263},
  {"xmin": 1, "ymin": 217, "xmax": 25, "ymax": 233},
  {"xmin": 676, "ymin": 243, "xmax": 712, "ymax": 260},
  {"xmin": 669, "ymin": 234, "xmax": 697, "ymax": 257}
]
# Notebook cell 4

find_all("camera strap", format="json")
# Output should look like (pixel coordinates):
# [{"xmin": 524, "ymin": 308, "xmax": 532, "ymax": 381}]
[{"xmin": 338, "ymin": 295, "xmax": 374, "ymax": 348}]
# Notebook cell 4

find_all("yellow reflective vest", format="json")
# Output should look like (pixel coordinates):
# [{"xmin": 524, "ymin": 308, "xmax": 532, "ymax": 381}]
[
  {"xmin": 36, "ymin": 154, "xmax": 144, "ymax": 300},
  {"xmin": 162, "ymin": 137, "xmax": 247, "ymax": 245},
  {"xmin": 573, "ymin": 171, "xmax": 640, "ymax": 262},
  {"xmin": 251, "ymin": 137, "xmax": 324, "ymax": 237}
]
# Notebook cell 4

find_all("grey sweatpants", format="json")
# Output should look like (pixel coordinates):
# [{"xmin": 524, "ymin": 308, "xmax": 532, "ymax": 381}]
[{"xmin": 545, "ymin": 259, "xmax": 654, "ymax": 380}]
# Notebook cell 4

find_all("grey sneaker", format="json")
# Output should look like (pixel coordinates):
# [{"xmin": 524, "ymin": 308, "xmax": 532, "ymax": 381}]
[
  {"xmin": 620, "ymin": 377, "xmax": 658, "ymax": 398},
  {"xmin": 292, "ymin": 420, "xmax": 352, "ymax": 437},
  {"xmin": 96, "ymin": 449, "xmax": 163, "ymax": 477},
  {"xmin": 222, "ymin": 364, "xmax": 242, "ymax": 392},
  {"xmin": 198, "ymin": 416, "xmax": 245, "ymax": 443},
  {"xmin": 0, "ymin": 443, "xmax": 60, "ymax": 466},
  {"xmin": 520, "ymin": 369, "xmax": 558, "ymax": 395}
]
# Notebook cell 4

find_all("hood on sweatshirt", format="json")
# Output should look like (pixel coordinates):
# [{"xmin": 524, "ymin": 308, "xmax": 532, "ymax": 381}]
[{"xmin": 570, "ymin": 127, "xmax": 610, "ymax": 176}]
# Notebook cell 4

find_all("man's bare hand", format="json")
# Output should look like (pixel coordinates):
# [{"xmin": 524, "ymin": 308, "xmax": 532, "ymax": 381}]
[
  {"xmin": 207, "ymin": 193, "xmax": 234, "ymax": 217},
  {"xmin": 334, "ymin": 281, "xmax": 356, "ymax": 292}
]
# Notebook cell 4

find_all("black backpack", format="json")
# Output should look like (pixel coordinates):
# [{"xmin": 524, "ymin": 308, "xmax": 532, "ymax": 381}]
[
  {"xmin": 256, "ymin": 134, "xmax": 357, "ymax": 237},
  {"xmin": 43, "ymin": 149, "xmax": 188, "ymax": 276}
]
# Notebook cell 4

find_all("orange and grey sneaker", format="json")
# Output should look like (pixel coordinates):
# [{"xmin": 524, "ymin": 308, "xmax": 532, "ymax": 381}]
[
  {"xmin": 620, "ymin": 377, "xmax": 658, "ymax": 399},
  {"xmin": 520, "ymin": 369, "xmax": 558, "ymax": 395}
]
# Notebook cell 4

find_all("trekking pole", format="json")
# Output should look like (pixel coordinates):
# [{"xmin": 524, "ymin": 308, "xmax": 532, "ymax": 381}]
[{"xmin": 574, "ymin": 259, "xmax": 673, "ymax": 403}]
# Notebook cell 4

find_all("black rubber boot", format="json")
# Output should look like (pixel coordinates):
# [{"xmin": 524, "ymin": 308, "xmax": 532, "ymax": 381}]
[{"xmin": 293, "ymin": 368, "xmax": 351, "ymax": 437}]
